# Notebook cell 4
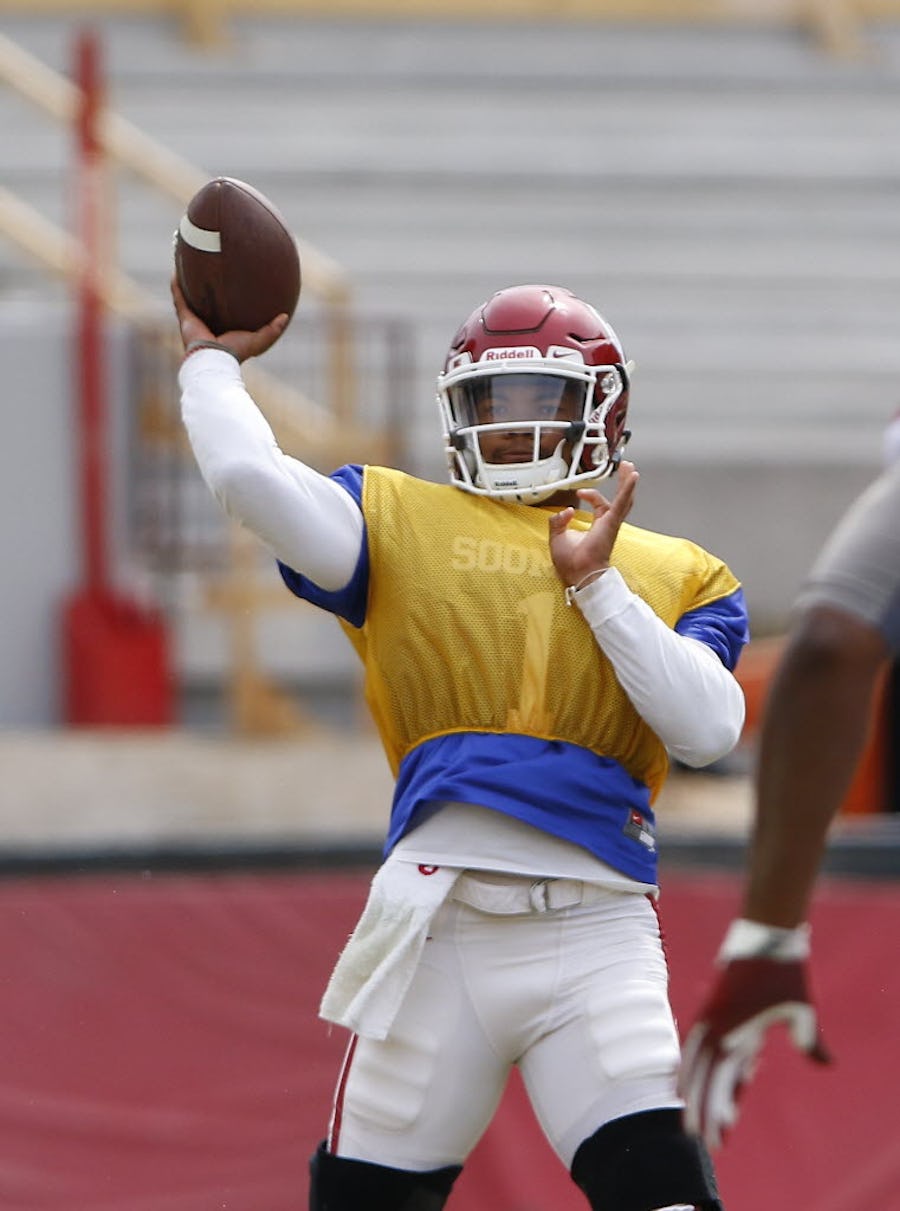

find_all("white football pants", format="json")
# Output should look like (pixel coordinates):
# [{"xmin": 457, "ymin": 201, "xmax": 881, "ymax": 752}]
[{"xmin": 327, "ymin": 879, "xmax": 683, "ymax": 1172}]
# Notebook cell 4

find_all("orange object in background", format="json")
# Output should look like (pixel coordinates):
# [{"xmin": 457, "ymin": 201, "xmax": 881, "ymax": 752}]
[
  {"xmin": 733, "ymin": 635, "xmax": 785, "ymax": 742},
  {"xmin": 840, "ymin": 665, "xmax": 890, "ymax": 815},
  {"xmin": 734, "ymin": 636, "xmax": 889, "ymax": 816}
]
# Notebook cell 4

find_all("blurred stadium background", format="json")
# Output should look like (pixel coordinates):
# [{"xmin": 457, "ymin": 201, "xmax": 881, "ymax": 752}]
[{"xmin": 0, "ymin": 2, "xmax": 898, "ymax": 1208}]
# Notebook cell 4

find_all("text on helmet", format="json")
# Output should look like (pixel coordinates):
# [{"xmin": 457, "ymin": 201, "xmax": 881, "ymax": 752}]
[{"xmin": 481, "ymin": 346, "xmax": 542, "ymax": 362}]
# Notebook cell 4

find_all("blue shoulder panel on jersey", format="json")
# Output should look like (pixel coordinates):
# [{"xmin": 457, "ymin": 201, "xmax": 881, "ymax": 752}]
[
  {"xmin": 675, "ymin": 586, "xmax": 749, "ymax": 671},
  {"xmin": 277, "ymin": 464, "xmax": 370, "ymax": 627}
]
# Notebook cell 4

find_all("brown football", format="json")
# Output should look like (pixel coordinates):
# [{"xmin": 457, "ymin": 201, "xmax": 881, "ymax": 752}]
[{"xmin": 174, "ymin": 177, "xmax": 301, "ymax": 336}]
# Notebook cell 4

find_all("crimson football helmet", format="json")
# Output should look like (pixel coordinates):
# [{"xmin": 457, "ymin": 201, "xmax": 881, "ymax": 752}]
[{"xmin": 437, "ymin": 284, "xmax": 633, "ymax": 503}]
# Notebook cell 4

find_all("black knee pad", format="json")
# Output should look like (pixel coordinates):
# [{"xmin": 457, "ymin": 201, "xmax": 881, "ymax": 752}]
[
  {"xmin": 309, "ymin": 1140, "xmax": 462, "ymax": 1211},
  {"xmin": 570, "ymin": 1109, "xmax": 724, "ymax": 1211}
]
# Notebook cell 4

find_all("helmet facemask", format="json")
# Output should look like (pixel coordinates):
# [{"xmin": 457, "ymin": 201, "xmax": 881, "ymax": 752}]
[{"xmin": 438, "ymin": 353, "xmax": 631, "ymax": 504}]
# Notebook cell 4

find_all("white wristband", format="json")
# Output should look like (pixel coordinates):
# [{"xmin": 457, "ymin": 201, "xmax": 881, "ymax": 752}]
[
  {"xmin": 718, "ymin": 917, "xmax": 811, "ymax": 962},
  {"xmin": 563, "ymin": 568, "xmax": 608, "ymax": 607}
]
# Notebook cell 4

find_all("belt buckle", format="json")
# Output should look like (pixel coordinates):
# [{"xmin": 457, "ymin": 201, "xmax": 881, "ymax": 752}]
[{"xmin": 528, "ymin": 879, "xmax": 550, "ymax": 912}]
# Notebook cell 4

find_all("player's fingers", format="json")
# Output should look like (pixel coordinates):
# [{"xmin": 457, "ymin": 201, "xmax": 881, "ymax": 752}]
[
  {"xmin": 264, "ymin": 312, "xmax": 289, "ymax": 336},
  {"xmin": 785, "ymin": 1004, "xmax": 832, "ymax": 1064},
  {"xmin": 245, "ymin": 313, "xmax": 289, "ymax": 355},
  {"xmin": 611, "ymin": 463, "xmax": 639, "ymax": 515},
  {"xmin": 576, "ymin": 488, "xmax": 610, "ymax": 515},
  {"xmin": 677, "ymin": 1022, "xmax": 704, "ymax": 1096},
  {"xmin": 170, "ymin": 276, "xmax": 211, "ymax": 349},
  {"xmin": 170, "ymin": 274, "xmax": 190, "ymax": 322},
  {"xmin": 703, "ymin": 1043, "xmax": 757, "ymax": 1150},
  {"xmin": 680, "ymin": 1061, "xmax": 706, "ymax": 1139},
  {"xmin": 694, "ymin": 1050, "xmax": 725, "ymax": 1151},
  {"xmin": 548, "ymin": 506, "xmax": 576, "ymax": 535},
  {"xmin": 682, "ymin": 1033, "xmax": 747, "ymax": 1152},
  {"xmin": 212, "ymin": 313, "xmax": 289, "ymax": 362},
  {"xmin": 678, "ymin": 1027, "xmax": 712, "ymax": 1137},
  {"xmin": 808, "ymin": 1034, "xmax": 832, "ymax": 1065}
]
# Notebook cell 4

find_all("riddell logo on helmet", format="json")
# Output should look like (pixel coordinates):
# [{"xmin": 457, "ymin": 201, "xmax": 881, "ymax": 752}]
[{"xmin": 482, "ymin": 346, "xmax": 541, "ymax": 362}]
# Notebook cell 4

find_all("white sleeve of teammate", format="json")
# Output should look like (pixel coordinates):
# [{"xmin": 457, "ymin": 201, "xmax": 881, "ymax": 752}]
[
  {"xmin": 178, "ymin": 349, "xmax": 363, "ymax": 589},
  {"xmin": 571, "ymin": 568, "xmax": 745, "ymax": 767}
]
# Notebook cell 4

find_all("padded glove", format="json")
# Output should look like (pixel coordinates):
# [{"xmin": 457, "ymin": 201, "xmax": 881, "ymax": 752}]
[{"xmin": 679, "ymin": 918, "xmax": 831, "ymax": 1150}]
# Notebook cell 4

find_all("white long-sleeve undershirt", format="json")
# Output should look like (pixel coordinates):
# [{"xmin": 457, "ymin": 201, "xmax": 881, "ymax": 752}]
[
  {"xmin": 179, "ymin": 349, "xmax": 362, "ymax": 589},
  {"xmin": 568, "ymin": 570, "xmax": 745, "ymax": 767},
  {"xmin": 179, "ymin": 349, "xmax": 744, "ymax": 766}
]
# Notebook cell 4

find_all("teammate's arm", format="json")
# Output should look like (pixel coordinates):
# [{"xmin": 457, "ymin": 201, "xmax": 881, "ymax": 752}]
[
  {"xmin": 745, "ymin": 606, "xmax": 887, "ymax": 927},
  {"xmin": 680, "ymin": 608, "xmax": 886, "ymax": 1150}
]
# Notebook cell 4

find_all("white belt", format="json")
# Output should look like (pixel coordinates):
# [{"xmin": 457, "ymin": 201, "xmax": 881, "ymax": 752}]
[{"xmin": 452, "ymin": 871, "xmax": 612, "ymax": 915}]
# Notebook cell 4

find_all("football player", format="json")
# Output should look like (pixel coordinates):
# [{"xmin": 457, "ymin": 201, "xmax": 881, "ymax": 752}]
[
  {"xmin": 173, "ymin": 279, "xmax": 748, "ymax": 1211},
  {"xmin": 680, "ymin": 413, "xmax": 900, "ymax": 1151}
]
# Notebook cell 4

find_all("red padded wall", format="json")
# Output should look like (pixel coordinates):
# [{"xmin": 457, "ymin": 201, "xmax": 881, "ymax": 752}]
[{"xmin": 0, "ymin": 867, "xmax": 896, "ymax": 1210}]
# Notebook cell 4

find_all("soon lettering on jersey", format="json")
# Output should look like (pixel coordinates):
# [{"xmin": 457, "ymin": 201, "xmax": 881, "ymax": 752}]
[{"xmin": 451, "ymin": 535, "xmax": 549, "ymax": 578}]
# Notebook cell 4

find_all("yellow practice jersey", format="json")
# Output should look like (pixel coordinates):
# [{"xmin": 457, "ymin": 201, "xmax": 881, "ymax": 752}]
[{"xmin": 337, "ymin": 467, "xmax": 742, "ymax": 803}]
